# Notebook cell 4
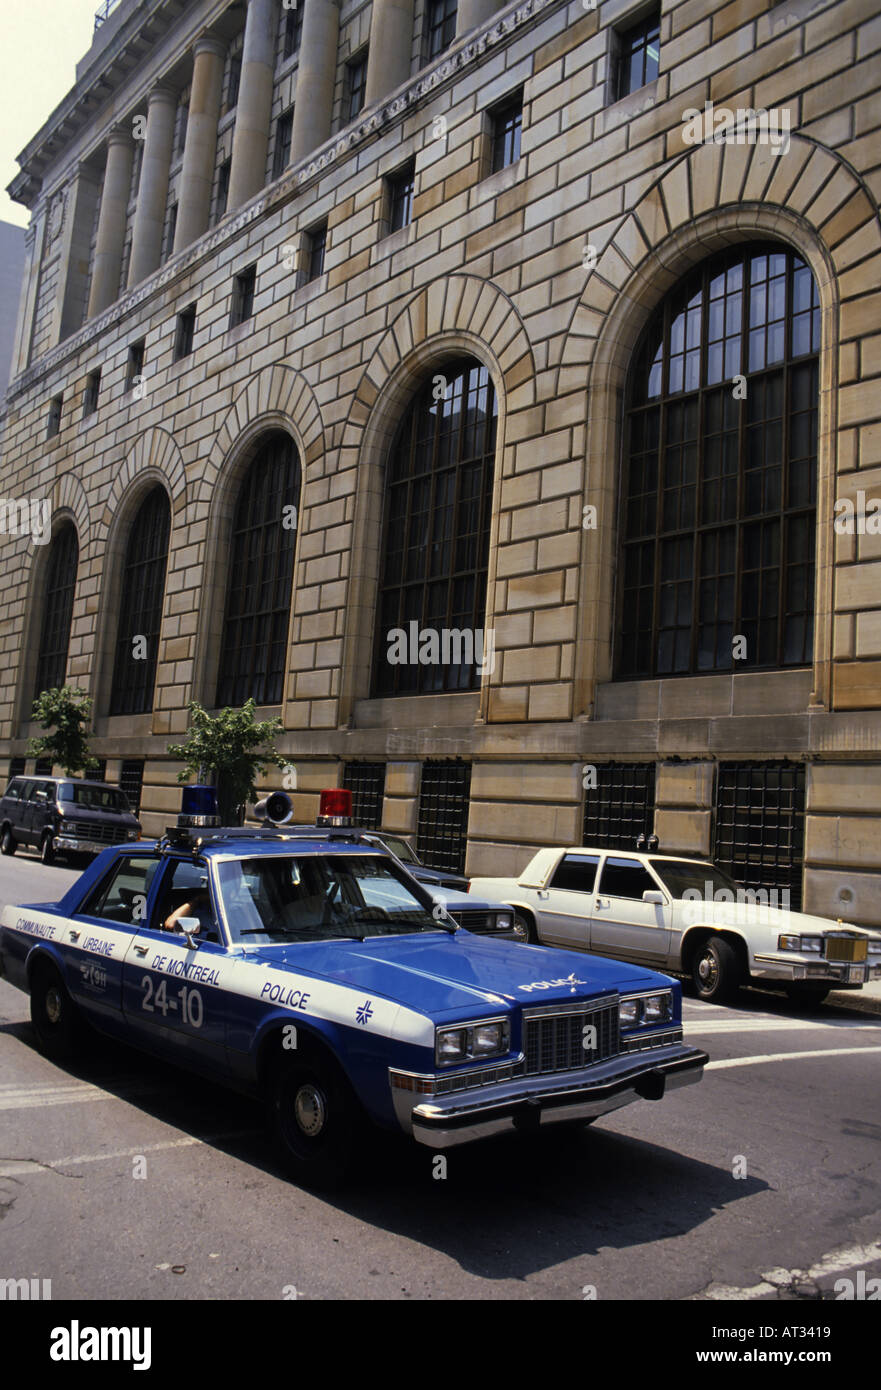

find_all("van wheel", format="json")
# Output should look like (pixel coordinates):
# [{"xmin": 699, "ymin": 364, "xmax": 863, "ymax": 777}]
[
  {"xmin": 40, "ymin": 832, "xmax": 55, "ymax": 866},
  {"xmin": 692, "ymin": 935, "xmax": 742, "ymax": 1003},
  {"xmin": 0, "ymin": 826, "xmax": 15, "ymax": 855},
  {"xmin": 271, "ymin": 1053, "xmax": 363, "ymax": 1189},
  {"xmin": 30, "ymin": 962, "xmax": 81, "ymax": 1060}
]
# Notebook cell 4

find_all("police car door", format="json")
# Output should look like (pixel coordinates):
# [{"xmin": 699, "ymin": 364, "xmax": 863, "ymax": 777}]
[
  {"xmin": 66, "ymin": 852, "xmax": 163, "ymax": 1024},
  {"xmin": 121, "ymin": 856, "xmax": 228, "ymax": 1068}
]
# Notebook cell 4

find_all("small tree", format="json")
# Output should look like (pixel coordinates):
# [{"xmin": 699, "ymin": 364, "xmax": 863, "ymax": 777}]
[
  {"xmin": 27, "ymin": 685, "xmax": 100, "ymax": 777},
  {"xmin": 167, "ymin": 699, "xmax": 287, "ymax": 824}
]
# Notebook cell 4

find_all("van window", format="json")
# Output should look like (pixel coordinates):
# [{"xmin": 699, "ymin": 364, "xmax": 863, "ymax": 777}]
[{"xmin": 4, "ymin": 780, "xmax": 23, "ymax": 800}]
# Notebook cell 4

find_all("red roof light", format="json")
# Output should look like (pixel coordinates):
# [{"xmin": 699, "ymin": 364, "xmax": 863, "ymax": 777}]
[{"xmin": 319, "ymin": 788, "xmax": 352, "ymax": 820}]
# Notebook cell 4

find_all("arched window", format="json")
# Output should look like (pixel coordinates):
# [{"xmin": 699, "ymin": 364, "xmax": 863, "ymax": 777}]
[
  {"xmin": 373, "ymin": 358, "xmax": 498, "ymax": 696},
  {"xmin": 34, "ymin": 523, "xmax": 78, "ymax": 697},
  {"xmin": 109, "ymin": 486, "xmax": 170, "ymax": 715},
  {"xmin": 618, "ymin": 243, "xmax": 820, "ymax": 678},
  {"xmin": 216, "ymin": 431, "xmax": 300, "ymax": 707}
]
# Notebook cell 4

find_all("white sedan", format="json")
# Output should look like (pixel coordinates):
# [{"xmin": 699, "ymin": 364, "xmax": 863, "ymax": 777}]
[{"xmin": 469, "ymin": 847, "xmax": 881, "ymax": 1005}]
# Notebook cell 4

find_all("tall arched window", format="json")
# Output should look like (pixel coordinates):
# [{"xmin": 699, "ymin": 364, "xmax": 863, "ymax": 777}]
[
  {"xmin": 618, "ymin": 243, "xmax": 820, "ymax": 678},
  {"xmin": 373, "ymin": 358, "xmax": 498, "ymax": 696},
  {"xmin": 109, "ymin": 486, "xmax": 170, "ymax": 715},
  {"xmin": 34, "ymin": 523, "xmax": 79, "ymax": 697},
  {"xmin": 216, "ymin": 431, "xmax": 300, "ymax": 707}
]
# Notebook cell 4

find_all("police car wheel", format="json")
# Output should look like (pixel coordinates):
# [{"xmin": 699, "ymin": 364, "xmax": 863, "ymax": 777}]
[
  {"xmin": 30, "ymin": 964, "xmax": 81, "ymax": 1060},
  {"xmin": 692, "ymin": 935, "xmax": 741, "ymax": 1002},
  {"xmin": 0, "ymin": 826, "xmax": 15, "ymax": 855},
  {"xmin": 272, "ymin": 1057, "xmax": 360, "ymax": 1187},
  {"xmin": 40, "ymin": 832, "xmax": 55, "ymax": 866}
]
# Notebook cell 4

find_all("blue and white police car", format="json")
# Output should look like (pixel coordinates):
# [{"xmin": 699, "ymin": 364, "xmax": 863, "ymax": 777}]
[{"xmin": 0, "ymin": 787, "xmax": 708, "ymax": 1186}]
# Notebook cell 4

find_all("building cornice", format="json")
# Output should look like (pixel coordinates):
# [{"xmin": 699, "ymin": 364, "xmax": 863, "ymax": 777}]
[{"xmin": 8, "ymin": 0, "xmax": 560, "ymax": 402}]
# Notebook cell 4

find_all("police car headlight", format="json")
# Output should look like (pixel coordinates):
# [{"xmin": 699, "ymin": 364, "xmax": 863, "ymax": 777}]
[
  {"xmin": 494, "ymin": 913, "xmax": 512, "ymax": 931},
  {"xmin": 643, "ymin": 992, "xmax": 673, "ymax": 1023},
  {"xmin": 619, "ymin": 992, "xmax": 673, "ymax": 1029},
  {"xmin": 435, "ymin": 1019, "xmax": 510, "ymax": 1066}
]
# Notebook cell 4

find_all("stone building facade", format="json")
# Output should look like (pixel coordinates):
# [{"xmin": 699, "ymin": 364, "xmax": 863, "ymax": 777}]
[{"xmin": 2, "ymin": 0, "xmax": 880, "ymax": 924}]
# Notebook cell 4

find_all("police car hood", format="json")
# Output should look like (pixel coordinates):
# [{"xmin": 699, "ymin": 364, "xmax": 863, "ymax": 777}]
[{"xmin": 249, "ymin": 933, "xmax": 670, "ymax": 1015}]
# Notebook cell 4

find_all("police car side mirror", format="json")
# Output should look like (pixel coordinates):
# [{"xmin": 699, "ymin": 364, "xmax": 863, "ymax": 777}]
[
  {"xmin": 642, "ymin": 890, "xmax": 665, "ymax": 906},
  {"xmin": 176, "ymin": 917, "xmax": 201, "ymax": 949}
]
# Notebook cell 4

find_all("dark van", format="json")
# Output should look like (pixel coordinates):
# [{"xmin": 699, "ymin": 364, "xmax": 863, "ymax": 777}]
[{"xmin": 0, "ymin": 777, "xmax": 141, "ymax": 865}]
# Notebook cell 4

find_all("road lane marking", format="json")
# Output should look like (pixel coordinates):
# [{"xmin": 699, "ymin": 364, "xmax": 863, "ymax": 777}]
[
  {"xmin": 692, "ymin": 1239, "xmax": 881, "ymax": 1300},
  {"xmin": 706, "ymin": 1045, "xmax": 881, "ymax": 1069},
  {"xmin": 0, "ymin": 1131, "xmax": 260, "ymax": 1179},
  {"xmin": 690, "ymin": 1018, "xmax": 880, "ymax": 1034},
  {"xmin": 0, "ymin": 1080, "xmax": 157, "ymax": 1111}
]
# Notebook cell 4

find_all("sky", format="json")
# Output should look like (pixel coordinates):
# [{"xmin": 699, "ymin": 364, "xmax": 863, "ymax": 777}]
[{"xmin": 0, "ymin": 0, "xmax": 106, "ymax": 228}]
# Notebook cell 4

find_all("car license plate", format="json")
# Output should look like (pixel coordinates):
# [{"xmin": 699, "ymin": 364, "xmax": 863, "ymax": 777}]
[{"xmin": 847, "ymin": 965, "xmax": 866, "ymax": 983}]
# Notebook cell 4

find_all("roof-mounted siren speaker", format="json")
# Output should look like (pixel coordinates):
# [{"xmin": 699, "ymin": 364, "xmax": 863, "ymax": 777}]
[
  {"xmin": 317, "ymin": 788, "xmax": 353, "ymax": 828},
  {"xmin": 179, "ymin": 785, "xmax": 221, "ymax": 829},
  {"xmin": 253, "ymin": 791, "xmax": 294, "ymax": 825}
]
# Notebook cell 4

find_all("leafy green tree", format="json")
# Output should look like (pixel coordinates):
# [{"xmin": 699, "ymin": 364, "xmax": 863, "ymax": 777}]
[
  {"xmin": 168, "ymin": 699, "xmax": 287, "ymax": 824},
  {"xmin": 27, "ymin": 686, "xmax": 100, "ymax": 777}
]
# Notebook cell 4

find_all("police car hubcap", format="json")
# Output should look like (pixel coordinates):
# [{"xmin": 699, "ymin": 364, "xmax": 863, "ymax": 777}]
[
  {"xmin": 294, "ymin": 1084, "xmax": 326, "ymax": 1137},
  {"xmin": 46, "ymin": 988, "xmax": 62, "ymax": 1024}
]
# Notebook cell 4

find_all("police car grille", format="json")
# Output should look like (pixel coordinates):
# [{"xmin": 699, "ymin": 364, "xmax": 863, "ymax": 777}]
[
  {"xmin": 69, "ymin": 821, "xmax": 127, "ymax": 844},
  {"xmin": 523, "ymin": 1001, "xmax": 619, "ymax": 1075}
]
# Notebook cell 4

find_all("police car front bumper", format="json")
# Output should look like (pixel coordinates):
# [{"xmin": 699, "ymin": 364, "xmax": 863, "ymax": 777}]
[{"xmin": 390, "ymin": 1043, "xmax": 707, "ymax": 1149}]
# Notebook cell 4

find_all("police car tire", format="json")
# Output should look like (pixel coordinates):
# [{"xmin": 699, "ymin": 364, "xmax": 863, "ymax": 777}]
[
  {"xmin": 0, "ymin": 826, "xmax": 15, "ymax": 855},
  {"xmin": 692, "ymin": 934, "xmax": 741, "ymax": 1002},
  {"xmin": 272, "ymin": 1055, "xmax": 362, "ymax": 1188},
  {"xmin": 30, "ymin": 962, "xmax": 82, "ymax": 1060},
  {"xmin": 40, "ymin": 832, "xmax": 55, "ymax": 866}
]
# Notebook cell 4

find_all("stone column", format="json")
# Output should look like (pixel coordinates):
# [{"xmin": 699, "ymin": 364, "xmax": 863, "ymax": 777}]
[
  {"xmin": 289, "ymin": 0, "xmax": 340, "ymax": 166},
  {"xmin": 174, "ymin": 35, "xmax": 226, "ymax": 252},
  {"xmin": 364, "ymin": 0, "xmax": 415, "ymax": 107},
  {"xmin": 227, "ymin": 0, "xmax": 279, "ymax": 211},
  {"xmin": 127, "ymin": 85, "xmax": 177, "ymax": 288},
  {"xmin": 456, "ymin": 0, "xmax": 501, "ymax": 37},
  {"xmin": 87, "ymin": 128, "xmax": 134, "ymax": 318}
]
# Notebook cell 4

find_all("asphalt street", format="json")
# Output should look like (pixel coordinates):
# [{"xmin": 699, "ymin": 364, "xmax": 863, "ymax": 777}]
[{"xmin": 1, "ymin": 850, "xmax": 879, "ymax": 1301}]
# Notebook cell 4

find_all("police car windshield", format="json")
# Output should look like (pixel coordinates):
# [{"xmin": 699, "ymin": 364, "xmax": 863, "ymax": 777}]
[
  {"xmin": 649, "ymin": 859, "xmax": 739, "ymax": 897},
  {"xmin": 217, "ymin": 854, "xmax": 444, "ymax": 944}
]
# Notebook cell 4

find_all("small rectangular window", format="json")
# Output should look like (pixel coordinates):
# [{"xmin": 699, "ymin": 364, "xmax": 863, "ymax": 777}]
[
  {"xmin": 163, "ymin": 202, "xmax": 178, "ymax": 263},
  {"xmin": 127, "ymin": 339, "xmax": 145, "ymax": 391},
  {"xmin": 47, "ymin": 395, "xmax": 63, "ymax": 439},
  {"xmin": 34, "ymin": 759, "xmax": 53, "ymax": 776},
  {"xmin": 91, "ymin": 758, "xmax": 108, "ymax": 782},
  {"xmin": 230, "ymin": 264, "xmax": 256, "ymax": 328},
  {"xmin": 583, "ymin": 762, "xmax": 656, "ymax": 851},
  {"xmin": 387, "ymin": 160, "xmax": 416, "ymax": 233},
  {"xmin": 614, "ymin": 10, "xmax": 660, "ymax": 100},
  {"xmin": 215, "ymin": 159, "xmax": 231, "ymax": 223},
  {"xmin": 416, "ymin": 760, "xmax": 471, "ymax": 876},
  {"xmin": 83, "ymin": 369, "xmax": 101, "ymax": 418},
  {"xmin": 347, "ymin": 52, "xmax": 368, "ymax": 121},
  {"xmin": 119, "ymin": 758, "xmax": 145, "ymax": 814},
  {"xmin": 342, "ymin": 763, "xmax": 386, "ymax": 830},
  {"xmin": 305, "ymin": 222, "xmax": 327, "ymax": 282},
  {"xmin": 273, "ymin": 108, "xmax": 294, "ymax": 179},
  {"xmin": 283, "ymin": 3, "xmax": 303, "ymax": 59},
  {"xmin": 8, "ymin": 758, "xmax": 26, "ymax": 782},
  {"xmin": 175, "ymin": 95, "xmax": 189, "ymax": 158},
  {"xmin": 489, "ymin": 91, "xmax": 523, "ymax": 173},
  {"xmin": 425, "ymin": 0, "xmax": 458, "ymax": 61},
  {"xmin": 174, "ymin": 304, "xmax": 196, "ymax": 361},
  {"xmin": 226, "ymin": 51, "xmax": 242, "ymax": 112}
]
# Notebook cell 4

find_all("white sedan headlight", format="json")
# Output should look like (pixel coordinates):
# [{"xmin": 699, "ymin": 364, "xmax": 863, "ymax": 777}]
[{"xmin": 778, "ymin": 934, "xmax": 822, "ymax": 952}]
